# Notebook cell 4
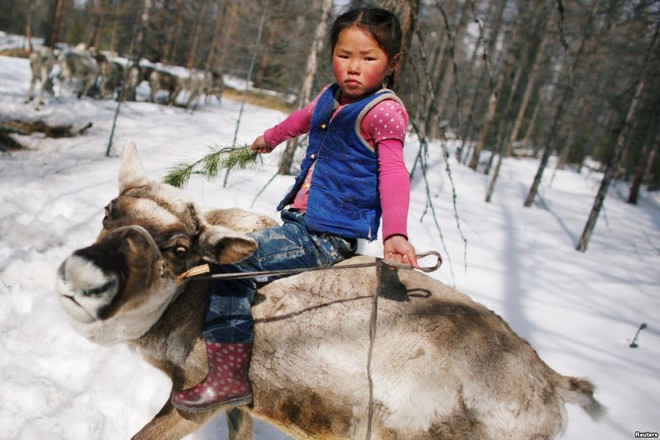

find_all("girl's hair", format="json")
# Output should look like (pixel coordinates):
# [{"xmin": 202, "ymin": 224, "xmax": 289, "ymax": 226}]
[{"xmin": 329, "ymin": 7, "xmax": 403, "ymax": 89}]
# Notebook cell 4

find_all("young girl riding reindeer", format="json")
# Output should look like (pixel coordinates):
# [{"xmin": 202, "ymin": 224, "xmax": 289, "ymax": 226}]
[{"xmin": 172, "ymin": 7, "xmax": 418, "ymax": 412}]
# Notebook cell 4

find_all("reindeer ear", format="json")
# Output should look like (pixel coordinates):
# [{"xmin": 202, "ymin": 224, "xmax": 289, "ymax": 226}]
[
  {"xmin": 119, "ymin": 140, "xmax": 149, "ymax": 193},
  {"xmin": 196, "ymin": 224, "xmax": 257, "ymax": 265}
]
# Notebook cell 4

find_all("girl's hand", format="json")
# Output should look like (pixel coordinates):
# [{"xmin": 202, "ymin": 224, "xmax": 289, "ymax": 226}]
[
  {"xmin": 383, "ymin": 235, "xmax": 419, "ymax": 269},
  {"xmin": 250, "ymin": 135, "xmax": 274, "ymax": 154}
]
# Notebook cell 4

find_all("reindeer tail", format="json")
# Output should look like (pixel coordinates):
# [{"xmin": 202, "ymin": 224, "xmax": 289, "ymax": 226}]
[{"xmin": 557, "ymin": 376, "xmax": 606, "ymax": 421}]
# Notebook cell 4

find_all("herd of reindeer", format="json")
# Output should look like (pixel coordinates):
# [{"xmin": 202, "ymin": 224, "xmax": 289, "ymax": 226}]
[{"xmin": 24, "ymin": 44, "xmax": 225, "ymax": 111}]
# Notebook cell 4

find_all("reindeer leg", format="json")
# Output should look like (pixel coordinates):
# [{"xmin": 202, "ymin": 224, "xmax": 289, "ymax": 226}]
[
  {"xmin": 226, "ymin": 408, "xmax": 254, "ymax": 440},
  {"xmin": 131, "ymin": 397, "xmax": 218, "ymax": 440},
  {"xmin": 169, "ymin": 85, "xmax": 182, "ymax": 106},
  {"xmin": 35, "ymin": 68, "xmax": 49, "ymax": 110},
  {"xmin": 25, "ymin": 78, "xmax": 36, "ymax": 104}
]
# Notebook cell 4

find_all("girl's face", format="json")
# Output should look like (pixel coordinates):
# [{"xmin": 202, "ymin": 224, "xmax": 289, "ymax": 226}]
[{"xmin": 332, "ymin": 27, "xmax": 398, "ymax": 101}]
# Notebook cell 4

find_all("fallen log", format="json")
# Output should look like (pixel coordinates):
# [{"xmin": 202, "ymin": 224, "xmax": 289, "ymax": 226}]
[{"xmin": 0, "ymin": 119, "xmax": 92, "ymax": 138}]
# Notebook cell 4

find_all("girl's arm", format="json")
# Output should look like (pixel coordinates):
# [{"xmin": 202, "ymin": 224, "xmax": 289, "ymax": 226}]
[
  {"xmin": 378, "ymin": 138, "xmax": 419, "ymax": 268},
  {"xmin": 250, "ymin": 85, "xmax": 331, "ymax": 152},
  {"xmin": 263, "ymin": 105, "xmax": 314, "ymax": 147},
  {"xmin": 250, "ymin": 105, "xmax": 313, "ymax": 153},
  {"xmin": 362, "ymin": 98, "xmax": 417, "ymax": 266}
]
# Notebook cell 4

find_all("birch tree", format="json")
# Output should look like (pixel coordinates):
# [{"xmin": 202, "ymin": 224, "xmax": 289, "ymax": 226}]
[
  {"xmin": 505, "ymin": 15, "xmax": 550, "ymax": 157},
  {"xmin": 576, "ymin": 19, "xmax": 658, "ymax": 252},
  {"xmin": 44, "ymin": 0, "xmax": 63, "ymax": 47},
  {"xmin": 277, "ymin": 0, "xmax": 333, "ymax": 176},
  {"xmin": 186, "ymin": 0, "xmax": 209, "ymax": 69},
  {"xmin": 456, "ymin": 0, "xmax": 506, "ymax": 164},
  {"xmin": 628, "ymin": 128, "xmax": 658, "ymax": 205},
  {"xmin": 381, "ymin": 0, "xmax": 420, "ymax": 90},
  {"xmin": 86, "ymin": 0, "xmax": 106, "ymax": 50},
  {"xmin": 524, "ymin": 0, "xmax": 600, "ymax": 207},
  {"xmin": 205, "ymin": 0, "xmax": 229, "ymax": 73}
]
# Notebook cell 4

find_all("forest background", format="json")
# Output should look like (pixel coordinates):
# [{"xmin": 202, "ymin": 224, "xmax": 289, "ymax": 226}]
[
  {"xmin": 1, "ymin": 0, "xmax": 658, "ymax": 252},
  {"xmin": 0, "ymin": 0, "xmax": 659, "ymax": 438}
]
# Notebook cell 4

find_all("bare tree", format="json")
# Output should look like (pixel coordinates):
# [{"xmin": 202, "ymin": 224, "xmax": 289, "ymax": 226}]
[
  {"xmin": 24, "ymin": 3, "xmax": 36, "ymax": 52},
  {"xmin": 506, "ymin": 16, "xmax": 550, "ymax": 157},
  {"xmin": 576, "ymin": 19, "xmax": 658, "ymax": 252},
  {"xmin": 468, "ymin": 37, "xmax": 515, "ymax": 171},
  {"xmin": 524, "ymin": 0, "xmax": 600, "ymax": 207},
  {"xmin": 205, "ymin": 0, "xmax": 229, "ymax": 73},
  {"xmin": 381, "ymin": 0, "xmax": 420, "ymax": 90},
  {"xmin": 44, "ymin": 0, "xmax": 64, "ymax": 47},
  {"xmin": 628, "ymin": 127, "xmax": 658, "ymax": 205},
  {"xmin": 87, "ymin": 0, "xmax": 106, "ymax": 50},
  {"xmin": 277, "ymin": 0, "xmax": 334, "ymax": 176},
  {"xmin": 455, "ymin": 0, "xmax": 506, "ymax": 164},
  {"xmin": 186, "ymin": 0, "xmax": 209, "ymax": 69}
]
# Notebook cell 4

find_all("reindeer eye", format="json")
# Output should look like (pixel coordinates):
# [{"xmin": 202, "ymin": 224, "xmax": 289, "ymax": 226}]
[{"xmin": 172, "ymin": 246, "xmax": 188, "ymax": 259}]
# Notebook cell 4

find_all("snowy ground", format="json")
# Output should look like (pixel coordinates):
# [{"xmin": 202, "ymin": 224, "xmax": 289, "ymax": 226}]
[{"xmin": 1, "ymin": 52, "xmax": 658, "ymax": 439}]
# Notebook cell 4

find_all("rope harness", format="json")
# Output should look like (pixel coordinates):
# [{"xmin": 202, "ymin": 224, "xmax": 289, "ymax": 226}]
[{"xmin": 177, "ymin": 250, "xmax": 442, "ymax": 282}]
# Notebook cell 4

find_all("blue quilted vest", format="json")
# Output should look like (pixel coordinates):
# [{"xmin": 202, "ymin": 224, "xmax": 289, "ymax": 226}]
[{"xmin": 277, "ymin": 84, "xmax": 402, "ymax": 240}]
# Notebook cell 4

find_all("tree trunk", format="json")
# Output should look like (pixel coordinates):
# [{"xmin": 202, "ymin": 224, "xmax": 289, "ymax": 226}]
[
  {"xmin": 25, "ymin": 7, "xmax": 34, "ymax": 52},
  {"xmin": 458, "ymin": 0, "xmax": 506, "ymax": 165},
  {"xmin": 506, "ymin": 20, "xmax": 550, "ymax": 156},
  {"xmin": 215, "ymin": 2, "xmax": 238, "ymax": 71},
  {"xmin": 164, "ymin": 0, "xmax": 184, "ymax": 64},
  {"xmin": 577, "ymin": 20, "xmax": 657, "ymax": 252},
  {"xmin": 205, "ymin": 0, "xmax": 229, "ymax": 73},
  {"xmin": 436, "ymin": 0, "xmax": 471, "ymax": 128},
  {"xmin": 186, "ymin": 0, "xmax": 208, "ymax": 70},
  {"xmin": 523, "ymin": 61, "xmax": 571, "ymax": 207},
  {"xmin": 87, "ymin": 0, "xmax": 106, "ymax": 50},
  {"xmin": 277, "ymin": 0, "xmax": 333, "ymax": 176},
  {"xmin": 381, "ymin": 0, "xmax": 420, "ymax": 90},
  {"xmin": 45, "ymin": 0, "xmax": 64, "ymax": 47},
  {"xmin": 109, "ymin": 0, "xmax": 122, "ymax": 54},
  {"xmin": 627, "ymin": 136, "xmax": 654, "ymax": 205},
  {"xmin": 524, "ymin": 0, "xmax": 600, "ymax": 207},
  {"xmin": 134, "ymin": 0, "xmax": 152, "ymax": 62},
  {"xmin": 468, "ymin": 41, "xmax": 514, "ymax": 170}
]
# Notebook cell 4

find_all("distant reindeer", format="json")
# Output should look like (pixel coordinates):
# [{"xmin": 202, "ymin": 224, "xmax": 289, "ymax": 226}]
[
  {"xmin": 58, "ymin": 45, "xmax": 100, "ymax": 98},
  {"xmin": 177, "ymin": 69, "xmax": 206, "ymax": 109},
  {"xmin": 148, "ymin": 69, "xmax": 180, "ymax": 105},
  {"xmin": 55, "ymin": 142, "xmax": 604, "ymax": 440},
  {"xmin": 123, "ymin": 64, "xmax": 154, "ymax": 102},
  {"xmin": 98, "ymin": 59, "xmax": 125, "ymax": 100},
  {"xmin": 204, "ymin": 70, "xmax": 224, "ymax": 104},
  {"xmin": 25, "ymin": 47, "xmax": 55, "ymax": 110}
]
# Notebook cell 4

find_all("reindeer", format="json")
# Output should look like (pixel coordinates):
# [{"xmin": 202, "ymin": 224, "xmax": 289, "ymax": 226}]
[
  {"xmin": 55, "ymin": 141, "xmax": 604, "ymax": 440},
  {"xmin": 204, "ymin": 70, "xmax": 224, "ymax": 104},
  {"xmin": 122, "ymin": 64, "xmax": 154, "ymax": 102},
  {"xmin": 148, "ymin": 69, "xmax": 181, "ymax": 105},
  {"xmin": 98, "ymin": 59, "xmax": 125, "ymax": 100},
  {"xmin": 25, "ymin": 46, "xmax": 55, "ymax": 110},
  {"xmin": 177, "ymin": 69, "xmax": 206, "ymax": 109},
  {"xmin": 149, "ymin": 68, "xmax": 205, "ymax": 109},
  {"xmin": 58, "ymin": 45, "xmax": 100, "ymax": 98}
]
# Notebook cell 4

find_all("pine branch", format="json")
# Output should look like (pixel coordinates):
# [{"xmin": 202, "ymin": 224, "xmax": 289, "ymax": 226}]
[{"xmin": 164, "ymin": 146, "xmax": 260, "ymax": 188}]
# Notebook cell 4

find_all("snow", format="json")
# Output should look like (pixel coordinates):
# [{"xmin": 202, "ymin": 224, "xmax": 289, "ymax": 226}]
[{"xmin": 1, "ymin": 53, "xmax": 658, "ymax": 439}]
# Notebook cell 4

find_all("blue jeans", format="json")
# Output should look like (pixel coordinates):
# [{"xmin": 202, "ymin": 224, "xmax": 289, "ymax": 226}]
[{"xmin": 203, "ymin": 210, "xmax": 357, "ymax": 343}]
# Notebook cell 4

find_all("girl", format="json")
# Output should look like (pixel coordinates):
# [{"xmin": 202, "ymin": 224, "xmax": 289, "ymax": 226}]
[{"xmin": 172, "ymin": 7, "xmax": 418, "ymax": 412}]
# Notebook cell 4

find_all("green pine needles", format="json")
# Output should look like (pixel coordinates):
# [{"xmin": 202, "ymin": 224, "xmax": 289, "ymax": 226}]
[{"xmin": 164, "ymin": 146, "xmax": 260, "ymax": 188}]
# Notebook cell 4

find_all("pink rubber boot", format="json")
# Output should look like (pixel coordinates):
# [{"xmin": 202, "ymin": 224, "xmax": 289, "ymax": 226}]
[{"xmin": 172, "ymin": 341, "xmax": 252, "ymax": 412}]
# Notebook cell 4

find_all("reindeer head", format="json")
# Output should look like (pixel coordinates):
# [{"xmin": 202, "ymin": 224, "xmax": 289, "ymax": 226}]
[{"xmin": 55, "ymin": 141, "xmax": 256, "ymax": 345}]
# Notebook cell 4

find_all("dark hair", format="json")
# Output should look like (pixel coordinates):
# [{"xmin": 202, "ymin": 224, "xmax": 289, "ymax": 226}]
[{"xmin": 329, "ymin": 7, "xmax": 403, "ymax": 89}]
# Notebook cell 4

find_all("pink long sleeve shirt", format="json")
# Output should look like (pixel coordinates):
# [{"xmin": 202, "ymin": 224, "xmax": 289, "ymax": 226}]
[{"xmin": 263, "ymin": 87, "xmax": 410, "ymax": 241}]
